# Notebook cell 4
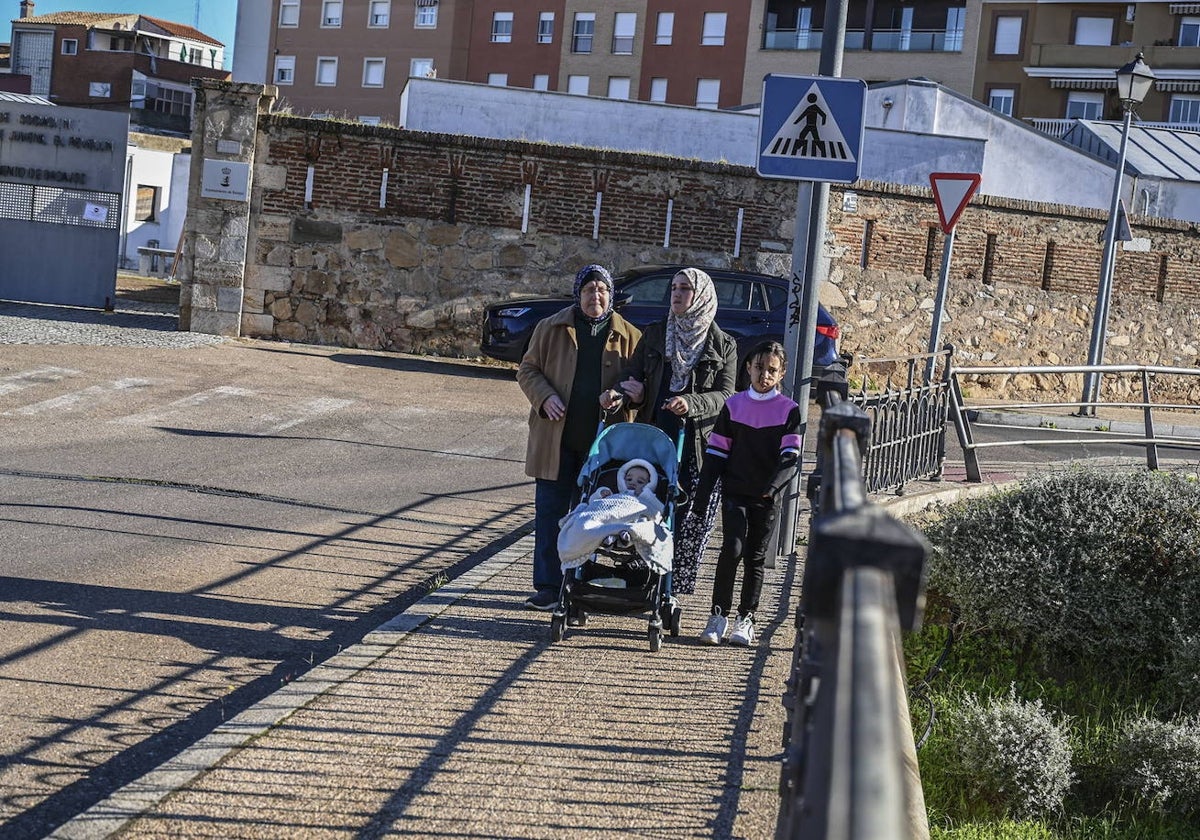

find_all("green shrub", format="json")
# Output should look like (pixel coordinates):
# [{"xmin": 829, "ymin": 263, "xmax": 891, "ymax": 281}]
[
  {"xmin": 1110, "ymin": 715, "xmax": 1200, "ymax": 816},
  {"xmin": 952, "ymin": 686, "xmax": 1075, "ymax": 818},
  {"xmin": 921, "ymin": 469, "xmax": 1200, "ymax": 677}
]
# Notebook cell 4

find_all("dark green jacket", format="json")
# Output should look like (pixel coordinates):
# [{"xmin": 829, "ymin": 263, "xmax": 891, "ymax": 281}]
[{"xmin": 618, "ymin": 320, "xmax": 738, "ymax": 470}]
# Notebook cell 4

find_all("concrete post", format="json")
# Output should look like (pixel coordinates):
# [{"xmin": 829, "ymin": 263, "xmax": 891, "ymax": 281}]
[{"xmin": 178, "ymin": 80, "xmax": 276, "ymax": 336}]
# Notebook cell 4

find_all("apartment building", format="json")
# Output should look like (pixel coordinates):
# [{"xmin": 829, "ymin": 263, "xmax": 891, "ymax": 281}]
[
  {"xmin": 236, "ymin": 0, "xmax": 981, "ymax": 123},
  {"xmin": 7, "ymin": 4, "xmax": 228, "ymax": 135},
  {"xmin": 974, "ymin": 1, "xmax": 1200, "ymax": 131},
  {"xmin": 743, "ymin": 0, "xmax": 979, "ymax": 103}
]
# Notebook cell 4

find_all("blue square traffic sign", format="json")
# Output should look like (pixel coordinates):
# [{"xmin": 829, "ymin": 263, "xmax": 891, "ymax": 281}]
[{"xmin": 757, "ymin": 74, "xmax": 867, "ymax": 183}]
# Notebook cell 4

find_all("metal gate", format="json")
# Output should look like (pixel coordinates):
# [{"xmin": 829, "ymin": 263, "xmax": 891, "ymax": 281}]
[{"xmin": 0, "ymin": 181, "xmax": 122, "ymax": 309}]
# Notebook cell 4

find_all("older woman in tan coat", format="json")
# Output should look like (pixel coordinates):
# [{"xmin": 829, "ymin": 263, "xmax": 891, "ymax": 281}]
[{"xmin": 517, "ymin": 264, "xmax": 640, "ymax": 610}]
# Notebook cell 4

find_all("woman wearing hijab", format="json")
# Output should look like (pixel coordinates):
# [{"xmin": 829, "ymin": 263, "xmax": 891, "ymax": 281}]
[
  {"xmin": 518, "ymin": 264, "xmax": 641, "ymax": 610},
  {"xmin": 599, "ymin": 267, "xmax": 737, "ymax": 595}
]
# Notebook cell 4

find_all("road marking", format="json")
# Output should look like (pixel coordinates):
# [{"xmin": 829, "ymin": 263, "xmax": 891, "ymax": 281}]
[
  {"xmin": 0, "ymin": 366, "xmax": 79, "ymax": 396},
  {"xmin": 8, "ymin": 378, "xmax": 153, "ymax": 415},
  {"xmin": 112, "ymin": 386, "xmax": 256, "ymax": 425},
  {"xmin": 262, "ymin": 397, "xmax": 356, "ymax": 433}
]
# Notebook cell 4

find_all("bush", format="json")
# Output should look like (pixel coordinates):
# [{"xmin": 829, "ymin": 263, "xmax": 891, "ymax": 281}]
[
  {"xmin": 952, "ymin": 686, "xmax": 1074, "ymax": 818},
  {"xmin": 1110, "ymin": 715, "xmax": 1200, "ymax": 816},
  {"xmin": 922, "ymin": 469, "xmax": 1200, "ymax": 676}
]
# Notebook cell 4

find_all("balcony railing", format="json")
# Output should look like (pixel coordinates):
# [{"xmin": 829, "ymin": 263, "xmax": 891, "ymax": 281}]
[
  {"xmin": 764, "ymin": 28, "xmax": 963, "ymax": 52},
  {"xmin": 1028, "ymin": 117, "xmax": 1200, "ymax": 138}
]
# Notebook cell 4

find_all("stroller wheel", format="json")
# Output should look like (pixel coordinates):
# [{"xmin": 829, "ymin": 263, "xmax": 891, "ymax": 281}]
[
  {"xmin": 648, "ymin": 625, "xmax": 662, "ymax": 652},
  {"xmin": 550, "ymin": 614, "xmax": 565, "ymax": 643},
  {"xmin": 669, "ymin": 605, "xmax": 682, "ymax": 637}
]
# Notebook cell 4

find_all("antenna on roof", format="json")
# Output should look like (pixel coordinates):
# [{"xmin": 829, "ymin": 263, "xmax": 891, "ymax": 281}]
[{"xmin": 194, "ymin": 0, "xmax": 201, "ymax": 28}]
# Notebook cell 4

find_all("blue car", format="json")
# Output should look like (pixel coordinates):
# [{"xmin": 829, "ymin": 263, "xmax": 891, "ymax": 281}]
[{"xmin": 482, "ymin": 264, "xmax": 841, "ymax": 374}]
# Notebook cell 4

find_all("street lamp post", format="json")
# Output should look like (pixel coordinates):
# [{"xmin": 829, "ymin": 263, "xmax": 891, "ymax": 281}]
[{"xmin": 1080, "ymin": 53, "xmax": 1154, "ymax": 416}]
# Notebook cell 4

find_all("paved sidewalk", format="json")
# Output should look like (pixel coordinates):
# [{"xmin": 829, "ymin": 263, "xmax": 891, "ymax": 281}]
[{"xmin": 52, "ymin": 532, "xmax": 803, "ymax": 840}]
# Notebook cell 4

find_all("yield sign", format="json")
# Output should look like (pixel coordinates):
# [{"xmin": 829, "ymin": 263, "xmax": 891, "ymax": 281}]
[{"xmin": 929, "ymin": 172, "xmax": 981, "ymax": 234}]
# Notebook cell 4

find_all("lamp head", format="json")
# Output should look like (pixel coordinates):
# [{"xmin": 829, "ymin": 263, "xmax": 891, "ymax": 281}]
[{"xmin": 1116, "ymin": 52, "xmax": 1154, "ymax": 106}]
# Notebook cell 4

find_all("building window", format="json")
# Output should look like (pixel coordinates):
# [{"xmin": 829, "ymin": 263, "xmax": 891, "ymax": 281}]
[
  {"xmin": 143, "ymin": 82, "xmax": 191, "ymax": 117},
  {"xmin": 655, "ymin": 12, "xmax": 673, "ymax": 45},
  {"xmin": 988, "ymin": 87, "xmax": 1014, "ymax": 116},
  {"xmin": 89, "ymin": 81, "xmax": 112, "ymax": 98},
  {"xmin": 702, "ymin": 12, "xmax": 727, "ymax": 46},
  {"xmin": 649, "ymin": 77, "xmax": 667, "ymax": 102},
  {"xmin": 363, "ymin": 58, "xmax": 385, "ymax": 87},
  {"xmin": 368, "ymin": 0, "xmax": 390, "ymax": 27},
  {"xmin": 360, "ymin": 116, "xmax": 382, "ymax": 125},
  {"xmin": 321, "ymin": 0, "xmax": 343, "ymax": 27},
  {"xmin": 135, "ymin": 185, "xmax": 159, "ymax": 222},
  {"xmin": 538, "ymin": 12, "xmax": 554, "ymax": 43},
  {"xmin": 491, "ymin": 11, "xmax": 513, "ymax": 42},
  {"xmin": 488, "ymin": 72, "xmax": 508, "ymax": 86},
  {"xmin": 61, "ymin": 38, "xmax": 78, "ymax": 55},
  {"xmin": 1065, "ymin": 91, "xmax": 1103, "ymax": 120},
  {"xmin": 613, "ymin": 12, "xmax": 635, "ymax": 54},
  {"xmin": 1181, "ymin": 16, "xmax": 1200, "ymax": 47},
  {"xmin": 411, "ymin": 57, "xmax": 434, "ymax": 78},
  {"xmin": 567, "ymin": 74, "xmax": 589, "ymax": 95},
  {"xmin": 944, "ymin": 7, "xmax": 965, "ymax": 51},
  {"xmin": 1074, "ymin": 16, "xmax": 1113, "ymax": 46},
  {"xmin": 1169, "ymin": 94, "xmax": 1200, "ymax": 124},
  {"xmin": 316, "ymin": 57, "xmax": 338, "ymax": 86},
  {"xmin": 533, "ymin": 74, "xmax": 550, "ymax": 90},
  {"xmin": 416, "ymin": 0, "xmax": 438, "ymax": 28},
  {"xmin": 279, "ymin": 0, "xmax": 299, "ymax": 27},
  {"xmin": 993, "ymin": 15, "xmax": 1023, "ymax": 56},
  {"xmin": 696, "ymin": 78, "xmax": 720, "ymax": 109},
  {"xmin": 608, "ymin": 77, "xmax": 631, "ymax": 99},
  {"xmin": 274, "ymin": 55, "xmax": 295, "ymax": 84},
  {"xmin": 573, "ymin": 13, "xmax": 595, "ymax": 53}
]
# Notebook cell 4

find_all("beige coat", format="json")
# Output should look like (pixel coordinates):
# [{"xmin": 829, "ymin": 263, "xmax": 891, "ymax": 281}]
[{"xmin": 517, "ymin": 306, "xmax": 641, "ymax": 480}]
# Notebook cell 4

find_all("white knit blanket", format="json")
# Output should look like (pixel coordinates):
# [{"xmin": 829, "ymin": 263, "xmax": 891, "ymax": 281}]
[{"xmin": 557, "ymin": 493, "xmax": 673, "ymax": 574}]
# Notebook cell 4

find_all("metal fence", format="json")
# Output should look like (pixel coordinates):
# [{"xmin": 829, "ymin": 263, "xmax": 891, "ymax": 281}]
[
  {"xmin": 848, "ymin": 348, "xmax": 952, "ymax": 495},
  {"xmin": 777, "ymin": 399, "xmax": 931, "ymax": 840},
  {"xmin": 948, "ymin": 362, "xmax": 1200, "ymax": 482}
]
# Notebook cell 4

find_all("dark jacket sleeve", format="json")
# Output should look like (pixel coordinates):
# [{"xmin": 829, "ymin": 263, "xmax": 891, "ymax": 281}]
[
  {"xmin": 691, "ymin": 402, "xmax": 732, "ymax": 516},
  {"xmin": 764, "ymin": 404, "xmax": 804, "ymax": 498},
  {"xmin": 683, "ymin": 326, "xmax": 738, "ymax": 423}
]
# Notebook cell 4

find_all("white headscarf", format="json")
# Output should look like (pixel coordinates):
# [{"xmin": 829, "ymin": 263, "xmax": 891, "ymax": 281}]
[
  {"xmin": 664, "ymin": 268, "xmax": 717, "ymax": 392},
  {"xmin": 617, "ymin": 458, "xmax": 659, "ymax": 495}
]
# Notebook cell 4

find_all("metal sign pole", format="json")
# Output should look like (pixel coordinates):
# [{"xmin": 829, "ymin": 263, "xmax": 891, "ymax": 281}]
[
  {"xmin": 925, "ymin": 227, "xmax": 956, "ymax": 384},
  {"xmin": 776, "ymin": 0, "xmax": 848, "ymax": 563}
]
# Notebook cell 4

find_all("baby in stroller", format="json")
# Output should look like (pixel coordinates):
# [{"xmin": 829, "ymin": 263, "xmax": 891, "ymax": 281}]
[{"xmin": 558, "ymin": 457, "xmax": 671, "ymax": 572}]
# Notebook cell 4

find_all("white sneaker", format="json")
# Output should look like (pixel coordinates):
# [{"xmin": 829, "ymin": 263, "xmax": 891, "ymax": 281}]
[
  {"xmin": 699, "ymin": 611, "xmax": 728, "ymax": 645},
  {"xmin": 729, "ymin": 614, "xmax": 755, "ymax": 646}
]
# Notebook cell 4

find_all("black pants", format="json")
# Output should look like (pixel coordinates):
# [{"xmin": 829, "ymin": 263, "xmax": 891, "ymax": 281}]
[{"xmin": 711, "ymin": 494, "xmax": 778, "ymax": 618}]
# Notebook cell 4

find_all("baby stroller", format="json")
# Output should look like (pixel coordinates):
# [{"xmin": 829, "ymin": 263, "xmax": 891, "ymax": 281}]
[{"xmin": 551, "ymin": 422, "xmax": 684, "ymax": 652}]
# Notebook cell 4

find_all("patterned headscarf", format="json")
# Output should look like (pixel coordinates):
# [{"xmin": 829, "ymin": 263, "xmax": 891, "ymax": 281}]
[
  {"xmin": 665, "ymin": 267, "xmax": 717, "ymax": 392},
  {"xmin": 573, "ymin": 264, "xmax": 615, "ymax": 330}
]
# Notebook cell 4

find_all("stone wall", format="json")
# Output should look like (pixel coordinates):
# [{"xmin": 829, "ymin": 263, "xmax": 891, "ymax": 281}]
[{"xmin": 182, "ymin": 84, "xmax": 1200, "ymax": 401}]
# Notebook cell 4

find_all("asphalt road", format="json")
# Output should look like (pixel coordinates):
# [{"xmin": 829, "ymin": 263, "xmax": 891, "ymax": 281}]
[{"xmin": 0, "ymin": 340, "xmax": 535, "ymax": 838}]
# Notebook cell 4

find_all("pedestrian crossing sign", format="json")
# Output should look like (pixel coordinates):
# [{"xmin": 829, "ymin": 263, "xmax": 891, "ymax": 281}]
[{"xmin": 757, "ymin": 74, "xmax": 867, "ymax": 184}]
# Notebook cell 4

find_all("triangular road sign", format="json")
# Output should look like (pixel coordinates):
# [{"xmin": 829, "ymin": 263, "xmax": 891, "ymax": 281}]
[
  {"xmin": 929, "ymin": 172, "xmax": 981, "ymax": 233},
  {"xmin": 764, "ymin": 82, "xmax": 857, "ymax": 164}
]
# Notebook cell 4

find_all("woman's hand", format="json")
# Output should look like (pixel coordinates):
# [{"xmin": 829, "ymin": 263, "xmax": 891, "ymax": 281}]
[
  {"xmin": 599, "ymin": 389, "xmax": 623, "ymax": 410},
  {"xmin": 619, "ymin": 378, "xmax": 644, "ymax": 403},
  {"xmin": 542, "ymin": 393, "xmax": 566, "ymax": 420},
  {"xmin": 661, "ymin": 396, "xmax": 689, "ymax": 416}
]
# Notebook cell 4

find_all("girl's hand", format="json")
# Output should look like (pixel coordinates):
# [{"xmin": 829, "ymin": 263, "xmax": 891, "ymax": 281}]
[{"xmin": 619, "ymin": 378, "xmax": 644, "ymax": 403}]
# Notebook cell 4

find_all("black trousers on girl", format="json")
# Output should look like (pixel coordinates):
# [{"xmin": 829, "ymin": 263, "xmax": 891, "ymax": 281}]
[{"xmin": 711, "ymin": 493, "xmax": 778, "ymax": 618}]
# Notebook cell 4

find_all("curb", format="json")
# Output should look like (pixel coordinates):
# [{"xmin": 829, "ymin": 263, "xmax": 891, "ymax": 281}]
[{"xmin": 969, "ymin": 409, "xmax": 1200, "ymax": 441}]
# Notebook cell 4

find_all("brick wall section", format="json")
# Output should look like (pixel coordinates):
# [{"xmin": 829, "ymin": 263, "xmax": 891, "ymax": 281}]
[{"xmin": 240, "ymin": 113, "xmax": 1200, "ymax": 400}]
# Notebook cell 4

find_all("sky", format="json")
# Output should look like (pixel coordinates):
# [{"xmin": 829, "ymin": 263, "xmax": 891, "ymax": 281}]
[{"xmin": 23, "ymin": 0, "xmax": 238, "ymax": 68}]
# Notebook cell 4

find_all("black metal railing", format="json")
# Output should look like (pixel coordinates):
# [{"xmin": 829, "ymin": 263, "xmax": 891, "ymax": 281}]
[
  {"xmin": 777, "ymin": 398, "xmax": 931, "ymax": 840},
  {"xmin": 849, "ymin": 348, "xmax": 952, "ymax": 494}
]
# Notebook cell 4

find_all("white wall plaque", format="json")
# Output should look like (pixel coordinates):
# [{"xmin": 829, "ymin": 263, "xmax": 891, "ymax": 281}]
[{"xmin": 200, "ymin": 159, "xmax": 251, "ymax": 201}]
